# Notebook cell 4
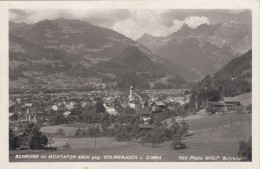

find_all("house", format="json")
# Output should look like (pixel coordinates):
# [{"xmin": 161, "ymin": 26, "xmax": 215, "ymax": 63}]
[
  {"xmin": 103, "ymin": 103, "xmax": 119, "ymax": 115},
  {"xmin": 51, "ymin": 105, "xmax": 58, "ymax": 111},
  {"xmin": 138, "ymin": 124, "xmax": 154, "ymax": 130},
  {"xmin": 155, "ymin": 101, "xmax": 166, "ymax": 107},
  {"xmin": 151, "ymin": 105, "xmax": 157, "ymax": 112},
  {"xmin": 128, "ymin": 100, "xmax": 136, "ymax": 109},
  {"xmin": 121, "ymin": 102, "xmax": 130, "ymax": 108},
  {"xmin": 153, "ymin": 101, "xmax": 166, "ymax": 112},
  {"xmin": 168, "ymin": 106, "xmax": 177, "ymax": 111},
  {"xmin": 16, "ymin": 98, "xmax": 21, "ymax": 104},
  {"xmin": 135, "ymin": 91, "xmax": 150, "ymax": 102},
  {"xmin": 59, "ymin": 104, "xmax": 66, "ymax": 111},
  {"xmin": 207, "ymin": 101, "xmax": 228, "ymax": 112},
  {"xmin": 65, "ymin": 104, "xmax": 74, "ymax": 110},
  {"xmin": 23, "ymin": 103, "xmax": 33, "ymax": 108},
  {"xmin": 140, "ymin": 101, "xmax": 148, "ymax": 109},
  {"xmin": 31, "ymin": 114, "xmax": 37, "ymax": 123},
  {"xmin": 104, "ymin": 103, "xmax": 119, "ymax": 115},
  {"xmin": 63, "ymin": 111, "xmax": 72, "ymax": 118},
  {"xmin": 137, "ymin": 109, "xmax": 152, "ymax": 125},
  {"xmin": 223, "ymin": 97, "xmax": 241, "ymax": 106},
  {"xmin": 9, "ymin": 100, "xmax": 15, "ymax": 107},
  {"xmin": 69, "ymin": 101, "xmax": 76, "ymax": 106},
  {"xmin": 9, "ymin": 113, "xmax": 18, "ymax": 121},
  {"xmin": 81, "ymin": 101, "xmax": 88, "ymax": 108}
]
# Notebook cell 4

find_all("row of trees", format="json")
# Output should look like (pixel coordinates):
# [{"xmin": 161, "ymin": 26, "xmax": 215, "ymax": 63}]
[
  {"xmin": 74, "ymin": 127, "xmax": 101, "ymax": 137},
  {"xmin": 189, "ymin": 88, "xmax": 221, "ymax": 110},
  {"xmin": 106, "ymin": 117, "xmax": 189, "ymax": 147}
]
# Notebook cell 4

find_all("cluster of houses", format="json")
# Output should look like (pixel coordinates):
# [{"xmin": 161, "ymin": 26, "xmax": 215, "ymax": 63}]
[
  {"xmin": 102, "ymin": 86, "xmax": 190, "ymax": 125},
  {"xmin": 9, "ymin": 86, "xmax": 191, "ymax": 128}
]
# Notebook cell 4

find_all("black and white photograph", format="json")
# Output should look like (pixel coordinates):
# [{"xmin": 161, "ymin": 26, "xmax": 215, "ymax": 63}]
[
  {"xmin": 0, "ymin": 0, "xmax": 259, "ymax": 167},
  {"xmin": 7, "ymin": 8, "xmax": 254, "ymax": 162}
]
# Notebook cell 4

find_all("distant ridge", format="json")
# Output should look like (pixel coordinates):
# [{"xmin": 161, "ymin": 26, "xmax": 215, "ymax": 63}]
[{"xmin": 197, "ymin": 50, "xmax": 252, "ymax": 97}]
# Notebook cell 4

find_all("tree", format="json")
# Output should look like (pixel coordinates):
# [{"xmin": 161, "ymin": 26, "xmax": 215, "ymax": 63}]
[
  {"xmin": 101, "ymin": 113, "xmax": 110, "ymax": 126},
  {"xmin": 48, "ymin": 111, "xmax": 67, "ymax": 125},
  {"xmin": 29, "ymin": 126, "xmax": 48, "ymax": 149},
  {"xmin": 75, "ymin": 128, "xmax": 81, "ymax": 137},
  {"xmin": 180, "ymin": 121, "xmax": 189, "ymax": 136},
  {"xmin": 48, "ymin": 137, "xmax": 54, "ymax": 148},
  {"xmin": 95, "ymin": 98, "xmax": 105, "ymax": 113},
  {"xmin": 206, "ymin": 103, "xmax": 215, "ymax": 114},
  {"xmin": 81, "ymin": 129, "xmax": 86, "ymax": 137},
  {"xmin": 56, "ymin": 128, "xmax": 65, "ymax": 137},
  {"xmin": 9, "ymin": 128, "xmax": 18, "ymax": 150},
  {"xmin": 108, "ymin": 128, "xmax": 116, "ymax": 140},
  {"xmin": 94, "ymin": 127, "xmax": 101, "ymax": 137},
  {"xmin": 238, "ymin": 136, "xmax": 252, "ymax": 161},
  {"xmin": 17, "ymin": 123, "xmax": 48, "ymax": 149},
  {"xmin": 87, "ymin": 127, "xmax": 95, "ymax": 137},
  {"xmin": 101, "ymin": 124, "xmax": 109, "ymax": 136}
]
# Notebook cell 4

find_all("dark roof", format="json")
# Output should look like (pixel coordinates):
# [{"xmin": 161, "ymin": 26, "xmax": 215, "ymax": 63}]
[
  {"xmin": 212, "ymin": 102, "xmax": 225, "ymax": 106},
  {"xmin": 139, "ymin": 124, "xmax": 154, "ymax": 129},
  {"xmin": 135, "ymin": 91, "xmax": 149, "ymax": 100},
  {"xmin": 223, "ymin": 97, "xmax": 240, "ymax": 102},
  {"xmin": 168, "ymin": 106, "xmax": 177, "ymax": 111},
  {"xmin": 137, "ymin": 109, "xmax": 151, "ymax": 115}
]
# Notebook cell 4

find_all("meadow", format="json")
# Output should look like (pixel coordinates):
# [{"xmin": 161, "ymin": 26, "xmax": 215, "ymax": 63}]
[{"xmin": 10, "ymin": 112, "xmax": 252, "ymax": 162}]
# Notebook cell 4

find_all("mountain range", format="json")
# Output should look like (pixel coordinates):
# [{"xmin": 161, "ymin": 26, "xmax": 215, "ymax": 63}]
[
  {"xmin": 137, "ymin": 23, "xmax": 251, "ymax": 81},
  {"xmin": 10, "ymin": 18, "xmax": 159, "ymax": 64},
  {"xmin": 9, "ymin": 18, "xmax": 187, "ymax": 91},
  {"xmin": 9, "ymin": 18, "xmax": 252, "ymax": 91}
]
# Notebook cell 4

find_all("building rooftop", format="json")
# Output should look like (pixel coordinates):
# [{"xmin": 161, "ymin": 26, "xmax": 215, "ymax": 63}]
[
  {"xmin": 223, "ymin": 97, "xmax": 240, "ymax": 102},
  {"xmin": 63, "ymin": 111, "xmax": 71, "ymax": 116}
]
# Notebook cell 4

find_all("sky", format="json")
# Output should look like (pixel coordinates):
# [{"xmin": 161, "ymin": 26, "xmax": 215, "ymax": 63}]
[{"xmin": 9, "ymin": 9, "xmax": 251, "ymax": 40}]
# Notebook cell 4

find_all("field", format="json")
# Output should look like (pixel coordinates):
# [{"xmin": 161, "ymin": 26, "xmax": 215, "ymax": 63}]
[
  {"xmin": 10, "ymin": 111, "xmax": 251, "ymax": 162},
  {"xmin": 40, "ymin": 123, "xmax": 102, "ymax": 137}
]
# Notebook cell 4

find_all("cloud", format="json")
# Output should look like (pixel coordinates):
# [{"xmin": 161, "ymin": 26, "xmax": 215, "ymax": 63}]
[
  {"xmin": 112, "ymin": 10, "xmax": 169, "ymax": 39},
  {"xmin": 183, "ymin": 16, "xmax": 210, "ymax": 28},
  {"xmin": 9, "ymin": 9, "xmax": 129, "ymax": 25},
  {"xmin": 112, "ymin": 12, "xmax": 210, "ymax": 39},
  {"xmin": 9, "ymin": 9, "xmax": 250, "ymax": 40},
  {"xmin": 9, "ymin": 9, "xmax": 37, "ymax": 23},
  {"xmin": 169, "ymin": 16, "xmax": 210, "ymax": 31}
]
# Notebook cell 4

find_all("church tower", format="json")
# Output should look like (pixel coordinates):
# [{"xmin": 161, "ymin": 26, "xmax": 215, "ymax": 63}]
[
  {"xmin": 129, "ymin": 85, "xmax": 134, "ymax": 101},
  {"xmin": 26, "ymin": 108, "xmax": 31, "ymax": 122}
]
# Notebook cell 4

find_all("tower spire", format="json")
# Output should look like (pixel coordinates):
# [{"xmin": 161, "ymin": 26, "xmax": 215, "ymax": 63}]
[{"xmin": 129, "ymin": 85, "xmax": 134, "ymax": 101}]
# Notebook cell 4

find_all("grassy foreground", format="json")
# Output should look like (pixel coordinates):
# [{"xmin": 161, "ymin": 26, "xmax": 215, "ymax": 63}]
[{"xmin": 10, "ymin": 112, "xmax": 251, "ymax": 162}]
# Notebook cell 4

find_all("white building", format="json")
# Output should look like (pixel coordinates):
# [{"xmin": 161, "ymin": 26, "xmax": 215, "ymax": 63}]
[
  {"xmin": 51, "ymin": 105, "xmax": 58, "ymax": 111},
  {"xmin": 103, "ymin": 103, "xmax": 119, "ymax": 115}
]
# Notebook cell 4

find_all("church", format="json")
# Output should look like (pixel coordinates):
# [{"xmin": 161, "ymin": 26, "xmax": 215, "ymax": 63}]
[{"xmin": 127, "ymin": 85, "xmax": 148, "ymax": 109}]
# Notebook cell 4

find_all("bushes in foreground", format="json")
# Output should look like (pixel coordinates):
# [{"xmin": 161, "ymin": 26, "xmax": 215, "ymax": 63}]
[
  {"xmin": 10, "ymin": 123, "xmax": 48, "ymax": 150},
  {"xmin": 238, "ymin": 136, "xmax": 252, "ymax": 161}
]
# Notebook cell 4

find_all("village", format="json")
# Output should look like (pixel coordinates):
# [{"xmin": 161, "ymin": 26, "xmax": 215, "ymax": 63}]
[
  {"xmin": 9, "ymin": 86, "xmax": 190, "ymax": 125},
  {"xmin": 9, "ymin": 86, "xmax": 194, "ymax": 149},
  {"xmin": 9, "ymin": 84, "xmax": 252, "ymax": 161}
]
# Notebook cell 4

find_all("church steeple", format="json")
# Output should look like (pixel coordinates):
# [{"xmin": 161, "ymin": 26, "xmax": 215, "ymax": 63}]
[
  {"xmin": 129, "ymin": 85, "xmax": 134, "ymax": 101},
  {"xmin": 26, "ymin": 108, "xmax": 31, "ymax": 121}
]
